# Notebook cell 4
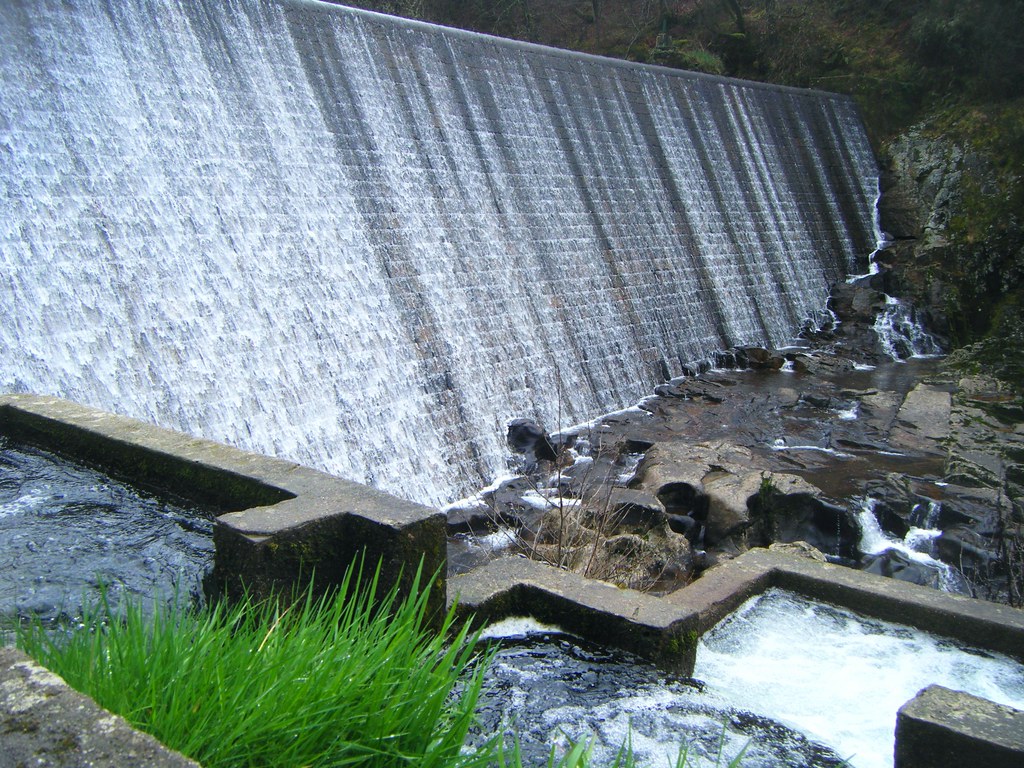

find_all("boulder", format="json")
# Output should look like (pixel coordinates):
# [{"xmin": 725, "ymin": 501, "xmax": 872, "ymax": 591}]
[
  {"xmin": 751, "ymin": 485, "xmax": 861, "ymax": 560},
  {"xmin": 630, "ymin": 442, "xmax": 836, "ymax": 551},
  {"xmin": 701, "ymin": 470, "xmax": 764, "ymax": 546},
  {"xmin": 507, "ymin": 418, "xmax": 558, "ymax": 464},
  {"xmin": 862, "ymin": 549, "xmax": 972, "ymax": 595},
  {"xmin": 891, "ymin": 383, "xmax": 952, "ymax": 450},
  {"xmin": 737, "ymin": 346, "xmax": 786, "ymax": 370},
  {"xmin": 829, "ymin": 279, "xmax": 889, "ymax": 324},
  {"xmin": 768, "ymin": 541, "xmax": 828, "ymax": 563}
]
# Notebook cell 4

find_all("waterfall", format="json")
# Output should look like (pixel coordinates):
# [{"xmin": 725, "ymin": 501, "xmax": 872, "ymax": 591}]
[
  {"xmin": 0, "ymin": 0, "xmax": 880, "ymax": 505},
  {"xmin": 854, "ymin": 498, "xmax": 969, "ymax": 593},
  {"xmin": 873, "ymin": 295, "xmax": 944, "ymax": 360}
]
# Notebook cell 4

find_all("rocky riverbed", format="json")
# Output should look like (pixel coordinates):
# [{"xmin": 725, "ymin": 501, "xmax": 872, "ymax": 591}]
[{"xmin": 448, "ymin": 273, "xmax": 1024, "ymax": 606}]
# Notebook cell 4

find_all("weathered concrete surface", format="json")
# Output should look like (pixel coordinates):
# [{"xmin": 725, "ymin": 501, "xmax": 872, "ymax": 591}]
[
  {"xmin": 0, "ymin": 394, "xmax": 446, "ymax": 618},
  {"xmin": 895, "ymin": 685, "xmax": 1024, "ymax": 768},
  {"xmin": 0, "ymin": 647, "xmax": 199, "ymax": 768},
  {"xmin": 450, "ymin": 556, "xmax": 703, "ymax": 673},
  {"xmin": 450, "ymin": 547, "xmax": 1024, "ymax": 675}
]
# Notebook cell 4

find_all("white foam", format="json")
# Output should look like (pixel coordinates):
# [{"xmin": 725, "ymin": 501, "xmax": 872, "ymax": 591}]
[
  {"xmin": 695, "ymin": 589, "xmax": 1024, "ymax": 768},
  {"xmin": 480, "ymin": 616, "xmax": 564, "ymax": 640},
  {"xmin": 835, "ymin": 402, "xmax": 859, "ymax": 420}
]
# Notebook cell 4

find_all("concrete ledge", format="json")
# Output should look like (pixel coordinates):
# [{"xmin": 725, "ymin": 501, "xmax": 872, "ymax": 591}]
[
  {"xmin": 0, "ymin": 394, "xmax": 446, "ymax": 614},
  {"xmin": 0, "ymin": 646, "xmax": 199, "ymax": 767},
  {"xmin": 756, "ymin": 549, "xmax": 1024, "ymax": 661},
  {"xmin": 450, "ymin": 557, "xmax": 702, "ymax": 673},
  {"xmin": 449, "ymin": 548, "xmax": 1024, "ymax": 675},
  {"xmin": 895, "ymin": 685, "xmax": 1024, "ymax": 768}
]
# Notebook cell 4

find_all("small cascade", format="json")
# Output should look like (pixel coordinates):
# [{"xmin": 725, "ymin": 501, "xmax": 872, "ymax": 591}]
[
  {"xmin": 854, "ymin": 498, "xmax": 970, "ymax": 594},
  {"xmin": 873, "ymin": 296, "xmax": 943, "ymax": 360}
]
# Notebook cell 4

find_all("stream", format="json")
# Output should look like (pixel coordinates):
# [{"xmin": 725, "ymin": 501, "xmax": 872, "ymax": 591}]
[{"xmin": 475, "ymin": 590, "xmax": 1024, "ymax": 768}]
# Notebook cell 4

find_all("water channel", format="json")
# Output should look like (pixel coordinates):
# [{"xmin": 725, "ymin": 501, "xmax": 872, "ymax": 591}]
[
  {"xmin": 0, "ymin": 437, "xmax": 213, "ymax": 630},
  {"xmin": 476, "ymin": 590, "xmax": 1024, "ymax": 767}
]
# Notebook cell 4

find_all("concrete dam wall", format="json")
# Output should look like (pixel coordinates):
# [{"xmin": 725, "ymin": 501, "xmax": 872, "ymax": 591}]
[{"xmin": 0, "ymin": 0, "xmax": 880, "ymax": 505}]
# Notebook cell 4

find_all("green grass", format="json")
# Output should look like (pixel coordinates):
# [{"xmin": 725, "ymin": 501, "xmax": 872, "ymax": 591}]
[
  {"xmin": 17, "ymin": 562, "xmax": 495, "ymax": 768},
  {"xmin": 16, "ymin": 560, "xmax": 749, "ymax": 767}
]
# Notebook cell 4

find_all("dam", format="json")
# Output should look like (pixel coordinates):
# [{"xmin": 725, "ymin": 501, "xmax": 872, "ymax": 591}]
[{"xmin": 0, "ymin": 0, "xmax": 879, "ymax": 506}]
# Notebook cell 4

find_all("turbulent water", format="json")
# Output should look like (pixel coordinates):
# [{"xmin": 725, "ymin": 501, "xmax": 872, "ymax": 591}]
[
  {"xmin": 476, "ymin": 594, "xmax": 1024, "ymax": 768},
  {"xmin": 696, "ymin": 590, "xmax": 1024, "ymax": 768},
  {"xmin": 0, "ymin": 437, "xmax": 213, "ymax": 626},
  {"xmin": 475, "ymin": 618, "xmax": 848, "ymax": 768},
  {"xmin": 0, "ymin": 0, "xmax": 879, "ymax": 505}
]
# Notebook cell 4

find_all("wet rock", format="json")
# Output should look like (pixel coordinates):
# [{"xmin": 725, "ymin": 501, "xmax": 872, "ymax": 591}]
[
  {"xmin": 461, "ymin": 353, "xmax": 1021, "ymax": 602},
  {"xmin": 714, "ymin": 349, "xmax": 739, "ymax": 369},
  {"xmin": 829, "ymin": 279, "xmax": 889, "ymax": 324},
  {"xmin": 631, "ymin": 442, "xmax": 836, "ymax": 551},
  {"xmin": 935, "ymin": 528, "xmax": 1001, "ymax": 572},
  {"xmin": 700, "ymin": 471, "xmax": 764, "ymax": 546},
  {"xmin": 862, "ymin": 549, "xmax": 971, "ymax": 594},
  {"xmin": 666, "ymin": 513, "xmax": 699, "ymax": 538},
  {"xmin": 445, "ymin": 496, "xmax": 495, "ymax": 533},
  {"xmin": 768, "ymin": 541, "xmax": 828, "ymax": 562},
  {"xmin": 791, "ymin": 353, "xmax": 858, "ymax": 376},
  {"xmin": 507, "ymin": 418, "xmax": 558, "ymax": 464},
  {"xmin": 799, "ymin": 392, "xmax": 834, "ymax": 409},
  {"xmin": 876, "ymin": 501, "xmax": 913, "ymax": 539},
  {"xmin": 654, "ymin": 382, "xmax": 688, "ymax": 398},
  {"xmin": 751, "ymin": 488, "xmax": 860, "ymax": 560},
  {"xmin": 738, "ymin": 347, "xmax": 786, "ymax": 370},
  {"xmin": 739, "ymin": 346, "xmax": 770, "ymax": 366}
]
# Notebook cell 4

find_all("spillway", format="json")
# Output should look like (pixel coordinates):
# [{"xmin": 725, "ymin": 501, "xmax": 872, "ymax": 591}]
[{"xmin": 0, "ymin": 0, "xmax": 879, "ymax": 505}]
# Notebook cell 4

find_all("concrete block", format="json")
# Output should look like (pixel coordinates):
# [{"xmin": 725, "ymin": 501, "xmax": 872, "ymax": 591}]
[
  {"xmin": 895, "ymin": 684, "xmax": 1024, "ymax": 768},
  {"xmin": 0, "ymin": 647, "xmax": 198, "ymax": 767}
]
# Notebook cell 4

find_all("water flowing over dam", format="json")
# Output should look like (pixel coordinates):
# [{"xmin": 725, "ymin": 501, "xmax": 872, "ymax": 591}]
[{"xmin": 0, "ymin": 0, "xmax": 880, "ymax": 505}]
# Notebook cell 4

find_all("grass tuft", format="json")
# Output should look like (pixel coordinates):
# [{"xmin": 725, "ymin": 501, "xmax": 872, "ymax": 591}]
[{"xmin": 17, "ymin": 560, "xmax": 496, "ymax": 768}]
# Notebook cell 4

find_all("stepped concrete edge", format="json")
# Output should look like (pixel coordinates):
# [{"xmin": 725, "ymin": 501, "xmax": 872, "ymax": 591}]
[
  {"xmin": 1, "ymin": 393, "xmax": 1021, "ymax": 765},
  {"xmin": 0, "ymin": 393, "xmax": 446, "ymax": 611},
  {"xmin": 449, "ymin": 547, "xmax": 1024, "ymax": 764}
]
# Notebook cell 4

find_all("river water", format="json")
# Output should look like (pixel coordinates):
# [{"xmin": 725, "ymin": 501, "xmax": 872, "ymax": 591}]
[
  {"xmin": 0, "ymin": 437, "xmax": 213, "ymax": 628},
  {"xmin": 476, "ymin": 590, "xmax": 1024, "ymax": 767}
]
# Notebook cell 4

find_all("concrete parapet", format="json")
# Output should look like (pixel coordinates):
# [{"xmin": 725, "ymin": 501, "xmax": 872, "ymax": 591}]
[
  {"xmin": 0, "ymin": 394, "xmax": 446, "ymax": 617},
  {"xmin": 450, "ymin": 548, "xmax": 1024, "ymax": 675},
  {"xmin": 895, "ymin": 685, "xmax": 1024, "ymax": 767},
  {"xmin": 0, "ymin": 646, "xmax": 199, "ymax": 767},
  {"xmin": 450, "ymin": 557, "xmax": 701, "ymax": 673}
]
